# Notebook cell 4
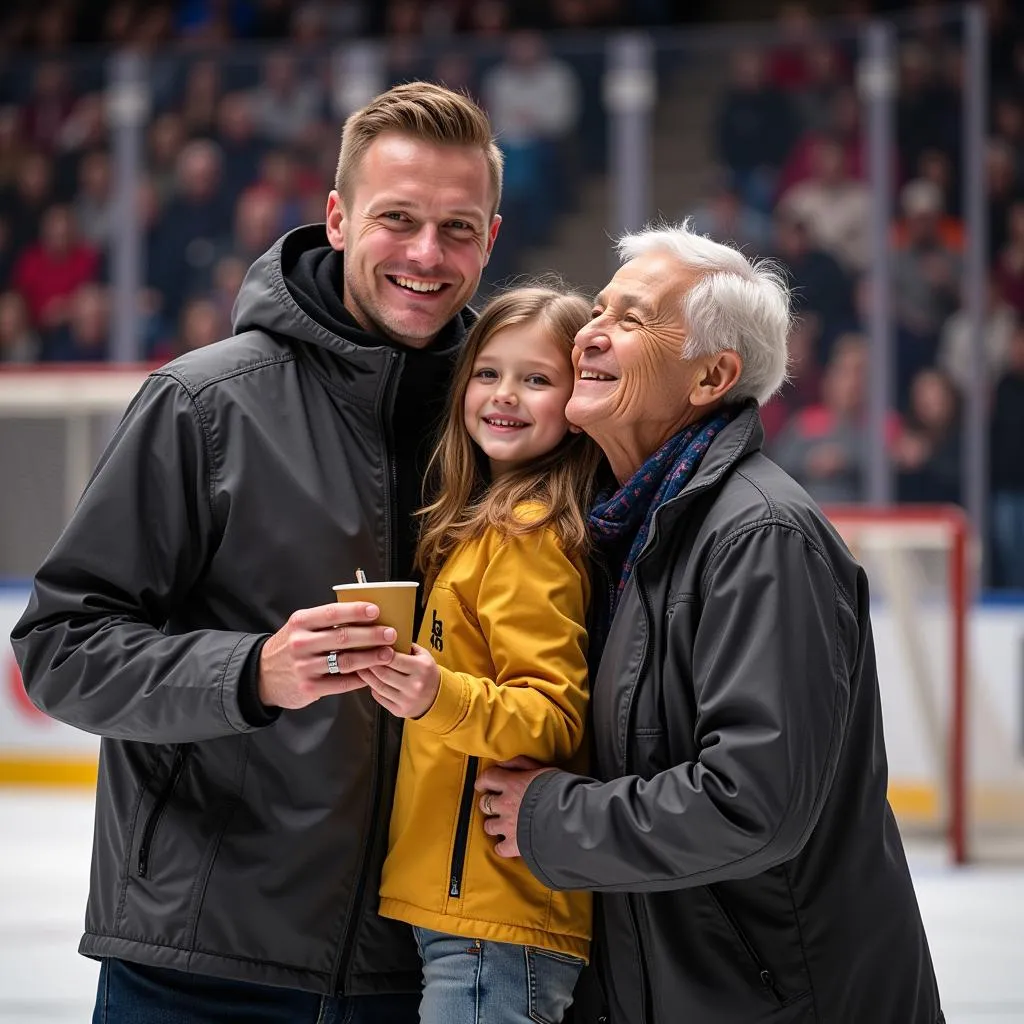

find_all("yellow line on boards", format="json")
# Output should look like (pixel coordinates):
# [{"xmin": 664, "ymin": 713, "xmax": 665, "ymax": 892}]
[
  {"xmin": 887, "ymin": 783, "xmax": 939, "ymax": 821},
  {"xmin": 0, "ymin": 767, "xmax": 1020, "ymax": 826},
  {"xmin": 0, "ymin": 757, "xmax": 98, "ymax": 787}
]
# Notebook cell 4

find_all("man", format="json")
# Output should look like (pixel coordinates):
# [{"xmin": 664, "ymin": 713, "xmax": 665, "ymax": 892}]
[
  {"xmin": 476, "ymin": 223, "xmax": 943, "ymax": 1023},
  {"xmin": 11, "ymin": 82, "xmax": 502, "ymax": 1023}
]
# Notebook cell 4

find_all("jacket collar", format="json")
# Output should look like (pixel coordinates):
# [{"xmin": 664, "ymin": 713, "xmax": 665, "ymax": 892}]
[{"xmin": 637, "ymin": 399, "xmax": 764, "ymax": 548}]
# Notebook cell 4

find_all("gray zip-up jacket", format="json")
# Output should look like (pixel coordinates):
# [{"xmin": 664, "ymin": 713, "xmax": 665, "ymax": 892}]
[
  {"xmin": 10, "ymin": 226, "xmax": 466, "ymax": 995},
  {"xmin": 520, "ymin": 405, "xmax": 944, "ymax": 1023}
]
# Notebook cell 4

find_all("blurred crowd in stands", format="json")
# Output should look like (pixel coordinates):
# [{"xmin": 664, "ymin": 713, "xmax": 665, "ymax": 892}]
[
  {"xmin": 0, "ymin": 0, "xmax": 1022, "ymax": 584},
  {"xmin": 699, "ymin": 0, "xmax": 1024, "ymax": 586}
]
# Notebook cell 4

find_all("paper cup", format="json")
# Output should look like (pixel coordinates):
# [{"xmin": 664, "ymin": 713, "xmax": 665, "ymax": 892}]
[{"xmin": 332, "ymin": 581, "xmax": 420, "ymax": 654}]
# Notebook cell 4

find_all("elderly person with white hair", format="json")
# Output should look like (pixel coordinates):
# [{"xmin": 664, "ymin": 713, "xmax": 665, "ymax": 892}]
[{"xmin": 475, "ymin": 223, "xmax": 944, "ymax": 1024}]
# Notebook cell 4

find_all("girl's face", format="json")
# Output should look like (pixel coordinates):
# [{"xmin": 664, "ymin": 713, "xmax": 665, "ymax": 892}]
[{"xmin": 464, "ymin": 321, "xmax": 575, "ymax": 478}]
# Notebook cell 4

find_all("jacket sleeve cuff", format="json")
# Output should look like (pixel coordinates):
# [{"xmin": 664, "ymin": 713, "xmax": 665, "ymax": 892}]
[
  {"xmin": 233, "ymin": 635, "xmax": 281, "ymax": 730},
  {"xmin": 414, "ymin": 666, "xmax": 467, "ymax": 735},
  {"xmin": 518, "ymin": 769, "xmax": 570, "ymax": 889}
]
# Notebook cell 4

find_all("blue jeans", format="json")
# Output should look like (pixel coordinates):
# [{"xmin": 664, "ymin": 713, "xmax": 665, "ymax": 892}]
[
  {"xmin": 414, "ymin": 928, "xmax": 583, "ymax": 1024},
  {"xmin": 93, "ymin": 958, "xmax": 420, "ymax": 1023}
]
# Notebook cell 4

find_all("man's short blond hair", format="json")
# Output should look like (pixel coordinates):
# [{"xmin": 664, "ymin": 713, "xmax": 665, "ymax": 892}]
[{"xmin": 335, "ymin": 82, "xmax": 503, "ymax": 216}]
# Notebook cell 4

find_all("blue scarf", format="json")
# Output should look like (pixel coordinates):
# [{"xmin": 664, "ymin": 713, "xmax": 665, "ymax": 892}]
[{"xmin": 589, "ymin": 409, "xmax": 736, "ymax": 609}]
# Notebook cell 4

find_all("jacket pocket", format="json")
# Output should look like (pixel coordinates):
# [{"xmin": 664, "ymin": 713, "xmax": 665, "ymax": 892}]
[
  {"xmin": 707, "ymin": 887, "xmax": 791, "ymax": 1008},
  {"xmin": 447, "ymin": 755, "xmax": 478, "ymax": 899},
  {"xmin": 137, "ymin": 743, "xmax": 191, "ymax": 879}
]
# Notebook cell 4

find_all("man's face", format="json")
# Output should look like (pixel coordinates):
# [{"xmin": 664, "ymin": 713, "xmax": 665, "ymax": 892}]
[
  {"xmin": 568, "ymin": 251, "xmax": 707, "ymax": 479},
  {"xmin": 326, "ymin": 133, "xmax": 500, "ymax": 348}
]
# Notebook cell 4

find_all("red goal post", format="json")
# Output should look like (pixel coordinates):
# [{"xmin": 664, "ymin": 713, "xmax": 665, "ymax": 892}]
[{"xmin": 823, "ymin": 504, "xmax": 971, "ymax": 864}]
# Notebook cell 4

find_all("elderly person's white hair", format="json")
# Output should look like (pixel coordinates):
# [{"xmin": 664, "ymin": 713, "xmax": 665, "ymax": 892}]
[{"xmin": 616, "ymin": 221, "xmax": 791, "ymax": 405}]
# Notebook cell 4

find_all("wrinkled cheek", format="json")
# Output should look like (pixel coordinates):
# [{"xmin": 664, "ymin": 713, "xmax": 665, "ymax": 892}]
[{"xmin": 613, "ymin": 378, "xmax": 649, "ymax": 423}]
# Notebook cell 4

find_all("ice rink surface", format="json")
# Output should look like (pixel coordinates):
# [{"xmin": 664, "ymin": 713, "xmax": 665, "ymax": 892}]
[{"xmin": 2, "ymin": 790, "xmax": 1022, "ymax": 1023}]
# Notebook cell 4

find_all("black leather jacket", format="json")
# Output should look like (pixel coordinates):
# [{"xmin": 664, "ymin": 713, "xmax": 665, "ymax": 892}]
[
  {"xmin": 11, "ymin": 226, "xmax": 467, "ymax": 995},
  {"xmin": 520, "ymin": 405, "xmax": 944, "ymax": 1024}
]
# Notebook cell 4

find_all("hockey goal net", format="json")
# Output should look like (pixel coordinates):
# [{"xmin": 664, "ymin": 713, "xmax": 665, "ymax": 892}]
[{"xmin": 825, "ymin": 505, "xmax": 1024, "ymax": 865}]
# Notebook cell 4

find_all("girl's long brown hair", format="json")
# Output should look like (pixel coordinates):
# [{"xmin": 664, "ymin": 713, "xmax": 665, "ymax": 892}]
[{"xmin": 416, "ymin": 285, "xmax": 604, "ymax": 590}]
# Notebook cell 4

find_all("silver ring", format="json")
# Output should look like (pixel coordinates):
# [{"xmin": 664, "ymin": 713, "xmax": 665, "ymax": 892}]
[
  {"xmin": 326, "ymin": 651, "xmax": 341, "ymax": 675},
  {"xmin": 483, "ymin": 793, "xmax": 494, "ymax": 816}
]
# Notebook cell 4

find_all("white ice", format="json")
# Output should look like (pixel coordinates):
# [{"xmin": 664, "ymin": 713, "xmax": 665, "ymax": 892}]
[{"xmin": 1, "ymin": 791, "xmax": 1021, "ymax": 1023}]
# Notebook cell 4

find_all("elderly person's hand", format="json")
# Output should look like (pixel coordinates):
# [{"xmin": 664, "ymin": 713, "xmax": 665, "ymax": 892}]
[{"xmin": 475, "ymin": 756, "xmax": 555, "ymax": 858}]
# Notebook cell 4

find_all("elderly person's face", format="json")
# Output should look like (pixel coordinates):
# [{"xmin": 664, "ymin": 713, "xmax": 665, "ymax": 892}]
[{"xmin": 568, "ymin": 251, "xmax": 741, "ymax": 481}]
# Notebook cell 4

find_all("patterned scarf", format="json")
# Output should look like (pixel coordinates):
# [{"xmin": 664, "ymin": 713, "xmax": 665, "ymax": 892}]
[{"xmin": 589, "ymin": 409, "xmax": 736, "ymax": 609}]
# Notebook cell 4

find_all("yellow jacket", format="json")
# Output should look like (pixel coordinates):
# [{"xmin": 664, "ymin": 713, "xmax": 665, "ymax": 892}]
[{"xmin": 378, "ymin": 508, "xmax": 592, "ymax": 960}]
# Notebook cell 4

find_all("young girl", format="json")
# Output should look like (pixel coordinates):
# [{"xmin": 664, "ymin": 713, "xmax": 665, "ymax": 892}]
[{"xmin": 357, "ymin": 285, "xmax": 602, "ymax": 1024}]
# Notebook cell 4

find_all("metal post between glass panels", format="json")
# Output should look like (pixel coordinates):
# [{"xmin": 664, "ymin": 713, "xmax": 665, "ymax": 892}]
[
  {"xmin": 859, "ymin": 21, "xmax": 896, "ymax": 507},
  {"xmin": 962, "ymin": 4, "xmax": 989, "ymax": 577},
  {"xmin": 605, "ymin": 33, "xmax": 655, "ymax": 253},
  {"xmin": 107, "ymin": 52, "xmax": 149, "ymax": 365}
]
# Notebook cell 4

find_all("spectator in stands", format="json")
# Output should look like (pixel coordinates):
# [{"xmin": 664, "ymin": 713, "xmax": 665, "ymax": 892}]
[
  {"xmin": 146, "ymin": 112, "xmax": 187, "ymax": 205},
  {"xmin": 12, "ymin": 203, "xmax": 99, "ymax": 330},
  {"xmin": 766, "ymin": 1, "xmax": 820, "ymax": 92},
  {"xmin": 915, "ymin": 146, "xmax": 960, "ymax": 224},
  {"xmin": 938, "ymin": 274, "xmax": 1017, "ymax": 395},
  {"xmin": 776, "ymin": 86, "xmax": 866, "ymax": 199},
  {"xmin": 215, "ymin": 185, "xmax": 284, "ymax": 270},
  {"xmin": 688, "ymin": 168, "xmax": 771, "ymax": 254},
  {"xmin": 249, "ymin": 50, "xmax": 324, "ymax": 146},
  {"xmin": 250, "ymin": 0, "xmax": 292, "ymax": 38},
  {"xmin": 1, "ymin": 149, "xmax": 56, "ymax": 258},
  {"xmin": 430, "ymin": 50, "xmax": 480, "ymax": 103},
  {"xmin": 0, "ymin": 288, "xmax": 41, "ymax": 363},
  {"xmin": 893, "ymin": 367, "xmax": 962, "ymax": 504},
  {"xmin": 0, "ymin": 105, "xmax": 27, "ymax": 196},
  {"xmin": 175, "ymin": 0, "xmax": 257, "ymax": 42},
  {"xmin": 792, "ymin": 39, "xmax": 847, "ymax": 134},
  {"xmin": 150, "ymin": 138, "xmax": 231, "ymax": 319},
  {"xmin": 73, "ymin": 148, "xmax": 114, "ymax": 249},
  {"xmin": 893, "ymin": 178, "xmax": 962, "ymax": 405},
  {"xmin": 896, "ymin": 42, "xmax": 959, "ymax": 193},
  {"xmin": 257, "ymin": 147, "xmax": 318, "ymax": 230},
  {"xmin": 129, "ymin": 174, "xmax": 177, "ymax": 361},
  {"xmin": 20, "ymin": 60, "xmax": 75, "ymax": 153},
  {"xmin": 209, "ymin": 252, "xmax": 247, "ymax": 329},
  {"xmin": 772, "ymin": 333, "xmax": 888, "ymax": 503},
  {"xmin": 773, "ymin": 208, "xmax": 854, "ymax": 359},
  {"xmin": 176, "ymin": 294, "xmax": 226, "ymax": 354},
  {"xmin": 216, "ymin": 91, "xmax": 268, "ymax": 198},
  {"xmin": 178, "ymin": 58, "xmax": 222, "ymax": 139},
  {"xmin": 53, "ymin": 91, "xmax": 110, "ymax": 160},
  {"xmin": 481, "ymin": 30, "xmax": 581, "ymax": 249},
  {"xmin": 714, "ymin": 48, "xmax": 797, "ymax": 213},
  {"xmin": 0, "ymin": 214, "xmax": 13, "ymax": 286},
  {"xmin": 39, "ymin": 282, "xmax": 110, "ymax": 362},
  {"xmin": 987, "ymin": 137, "xmax": 1020, "ymax": 261},
  {"xmin": 993, "ymin": 93, "xmax": 1024, "ymax": 179},
  {"xmin": 990, "ymin": 323, "xmax": 1024, "ymax": 588},
  {"xmin": 759, "ymin": 312, "xmax": 822, "ymax": 442},
  {"xmin": 996, "ymin": 199, "xmax": 1024, "ymax": 316},
  {"xmin": 778, "ymin": 134, "xmax": 870, "ymax": 274}
]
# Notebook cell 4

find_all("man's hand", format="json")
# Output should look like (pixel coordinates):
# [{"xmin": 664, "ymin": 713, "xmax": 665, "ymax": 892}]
[
  {"xmin": 475, "ymin": 757, "xmax": 555, "ymax": 858},
  {"xmin": 356, "ymin": 643, "xmax": 441, "ymax": 718},
  {"xmin": 258, "ymin": 601, "xmax": 398, "ymax": 710}
]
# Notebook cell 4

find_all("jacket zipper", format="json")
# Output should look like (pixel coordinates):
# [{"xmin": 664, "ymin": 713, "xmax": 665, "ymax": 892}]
[
  {"xmin": 334, "ymin": 351, "xmax": 401, "ymax": 993},
  {"xmin": 447, "ymin": 756, "xmax": 479, "ymax": 898},
  {"xmin": 629, "ymin": 572, "xmax": 783, "ymax": 1008},
  {"xmin": 137, "ymin": 744, "xmax": 190, "ymax": 879},
  {"xmin": 707, "ymin": 887, "xmax": 785, "ymax": 1005},
  {"xmin": 623, "ymin": 576, "xmax": 656, "ymax": 1023}
]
